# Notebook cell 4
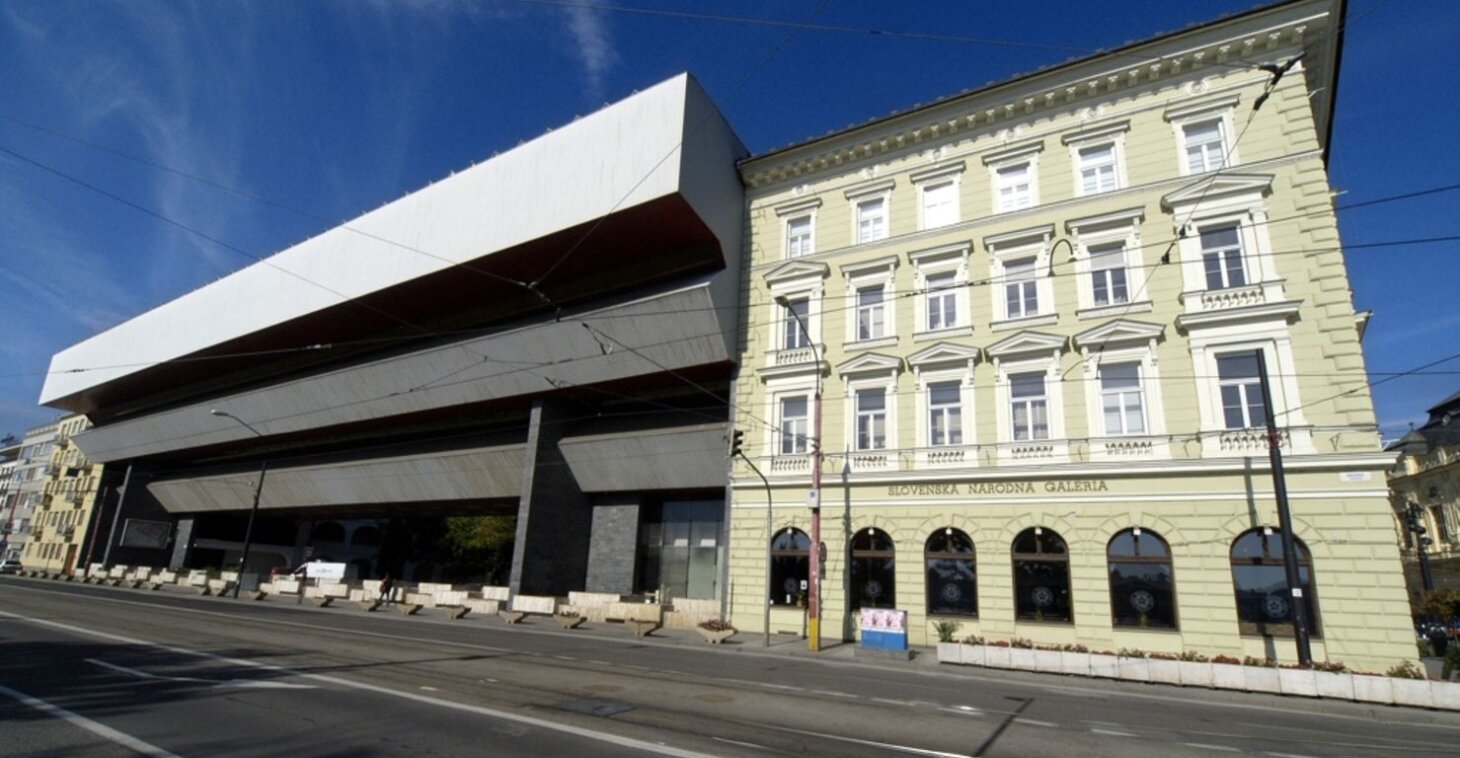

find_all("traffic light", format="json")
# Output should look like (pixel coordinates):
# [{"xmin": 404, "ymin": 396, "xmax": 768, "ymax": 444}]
[{"xmin": 729, "ymin": 429, "xmax": 744, "ymax": 458}]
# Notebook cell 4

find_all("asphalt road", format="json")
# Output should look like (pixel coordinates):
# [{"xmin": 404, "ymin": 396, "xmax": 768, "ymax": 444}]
[{"xmin": 1, "ymin": 577, "xmax": 1457, "ymax": 757}]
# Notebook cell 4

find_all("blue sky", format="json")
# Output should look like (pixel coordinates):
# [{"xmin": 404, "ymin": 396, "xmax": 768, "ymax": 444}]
[{"xmin": 0, "ymin": 0, "xmax": 1455, "ymax": 441}]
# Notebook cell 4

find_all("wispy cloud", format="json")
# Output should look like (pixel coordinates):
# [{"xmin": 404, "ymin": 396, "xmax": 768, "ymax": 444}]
[{"xmin": 564, "ymin": 1, "xmax": 618, "ymax": 101}]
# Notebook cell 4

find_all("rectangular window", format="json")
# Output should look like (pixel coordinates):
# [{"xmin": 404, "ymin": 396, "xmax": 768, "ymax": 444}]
[
  {"xmin": 780, "ymin": 396, "xmax": 809, "ymax": 455},
  {"xmin": 856, "ymin": 285, "xmax": 886, "ymax": 341},
  {"xmin": 1433, "ymin": 507, "xmax": 1451, "ymax": 543},
  {"xmin": 782, "ymin": 298, "xmax": 810, "ymax": 350},
  {"xmin": 786, "ymin": 216, "xmax": 812, "ymax": 258},
  {"xmin": 996, "ymin": 163, "xmax": 1033, "ymax": 212},
  {"xmin": 1009, "ymin": 372, "xmax": 1049, "ymax": 441},
  {"xmin": 1200, "ymin": 224, "xmax": 1246, "ymax": 290},
  {"xmin": 1004, "ymin": 257, "xmax": 1039, "ymax": 319},
  {"xmin": 1216, "ymin": 353, "xmax": 1266, "ymax": 429},
  {"xmin": 1088, "ymin": 242, "xmax": 1129, "ymax": 306},
  {"xmin": 921, "ymin": 181, "xmax": 957, "ymax": 229},
  {"xmin": 1100, "ymin": 363, "xmax": 1145, "ymax": 435},
  {"xmin": 856, "ymin": 388, "xmax": 887, "ymax": 450},
  {"xmin": 928, "ymin": 382, "xmax": 963, "ymax": 447},
  {"xmin": 1078, "ymin": 143, "xmax": 1118, "ymax": 195},
  {"xmin": 1184, "ymin": 119, "xmax": 1226, "ymax": 174},
  {"xmin": 925, "ymin": 272, "xmax": 958, "ymax": 331},
  {"xmin": 856, "ymin": 197, "xmax": 887, "ymax": 244}
]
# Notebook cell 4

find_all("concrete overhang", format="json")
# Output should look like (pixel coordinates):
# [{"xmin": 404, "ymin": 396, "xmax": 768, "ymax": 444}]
[
  {"xmin": 146, "ymin": 443, "xmax": 526, "ymax": 514},
  {"xmin": 75, "ymin": 279, "xmax": 735, "ymax": 463},
  {"xmin": 43, "ymin": 73, "xmax": 747, "ymax": 418},
  {"xmin": 559, "ymin": 423, "xmax": 727, "ymax": 492}
]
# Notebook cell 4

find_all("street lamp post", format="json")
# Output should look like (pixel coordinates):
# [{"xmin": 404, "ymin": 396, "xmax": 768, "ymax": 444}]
[
  {"xmin": 209, "ymin": 410, "xmax": 266, "ymax": 599},
  {"xmin": 775, "ymin": 295, "xmax": 824, "ymax": 652}
]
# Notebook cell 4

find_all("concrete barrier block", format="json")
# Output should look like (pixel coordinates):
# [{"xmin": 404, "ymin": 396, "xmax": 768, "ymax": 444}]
[
  {"xmin": 358, "ymin": 599, "xmax": 382, "ymax": 612},
  {"xmin": 463, "ymin": 598, "xmax": 501, "ymax": 615},
  {"xmin": 499, "ymin": 610, "xmax": 526, "ymax": 624},
  {"xmin": 510, "ymin": 595, "xmax": 556, "ymax": 615},
  {"xmin": 568, "ymin": 591, "xmax": 621, "ymax": 608},
  {"xmin": 396, "ymin": 603, "xmax": 423, "ymax": 616},
  {"xmin": 1314, "ymin": 671, "xmax": 1354, "ymax": 700},
  {"xmin": 1392, "ymin": 678, "xmax": 1434, "ymax": 708},
  {"xmin": 479, "ymin": 586, "xmax": 511, "ymax": 601},
  {"xmin": 1352, "ymin": 674, "xmax": 1394, "ymax": 705}
]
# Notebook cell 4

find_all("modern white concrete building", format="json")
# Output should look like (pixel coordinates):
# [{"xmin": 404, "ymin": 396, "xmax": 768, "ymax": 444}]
[{"xmin": 43, "ymin": 74, "xmax": 748, "ymax": 598}]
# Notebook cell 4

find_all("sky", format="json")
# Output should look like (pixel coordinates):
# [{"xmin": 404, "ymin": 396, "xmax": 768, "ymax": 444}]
[{"xmin": 0, "ymin": 0, "xmax": 1456, "ymax": 443}]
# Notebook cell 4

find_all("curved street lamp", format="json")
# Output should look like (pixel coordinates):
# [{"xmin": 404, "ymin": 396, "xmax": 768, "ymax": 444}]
[
  {"xmin": 773, "ymin": 294, "xmax": 825, "ymax": 652},
  {"xmin": 210, "ymin": 410, "xmax": 266, "ymax": 599}
]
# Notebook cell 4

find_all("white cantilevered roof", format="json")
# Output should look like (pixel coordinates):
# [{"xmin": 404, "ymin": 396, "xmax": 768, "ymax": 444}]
[{"xmin": 41, "ymin": 73, "xmax": 745, "ymax": 406}]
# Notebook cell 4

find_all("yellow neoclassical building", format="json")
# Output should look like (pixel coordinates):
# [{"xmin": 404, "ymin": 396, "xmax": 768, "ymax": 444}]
[
  {"xmin": 726, "ymin": 0, "xmax": 1415, "ymax": 672},
  {"xmin": 26, "ymin": 414, "xmax": 104, "ymax": 573}
]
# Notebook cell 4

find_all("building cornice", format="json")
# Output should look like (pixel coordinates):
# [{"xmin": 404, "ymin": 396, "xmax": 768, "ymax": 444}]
[{"xmin": 740, "ymin": 1, "xmax": 1336, "ymax": 188}]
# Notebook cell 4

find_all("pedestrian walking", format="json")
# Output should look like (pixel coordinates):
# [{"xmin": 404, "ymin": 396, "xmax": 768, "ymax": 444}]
[{"xmin": 379, "ymin": 573, "xmax": 394, "ymax": 605}]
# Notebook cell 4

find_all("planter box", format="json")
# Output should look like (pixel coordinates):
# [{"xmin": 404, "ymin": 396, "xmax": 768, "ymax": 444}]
[
  {"xmin": 1148, "ymin": 659, "xmax": 1181, "ymax": 685},
  {"xmin": 1279, "ymin": 668, "xmax": 1318, "ymax": 698},
  {"xmin": 1010, "ymin": 648, "xmax": 1036, "ymax": 671},
  {"xmin": 1179, "ymin": 661, "xmax": 1214, "ymax": 688},
  {"xmin": 1211, "ymin": 663, "xmax": 1245, "ymax": 691},
  {"xmin": 1117, "ymin": 656, "xmax": 1150, "ymax": 682},
  {"xmin": 1245, "ymin": 667, "xmax": 1281, "ymax": 694},
  {"xmin": 1089, "ymin": 653, "xmax": 1119, "ymax": 679},
  {"xmin": 556, "ymin": 615, "xmax": 585, "ymax": 630},
  {"xmin": 961, "ymin": 644, "xmax": 986, "ymax": 667},
  {"xmin": 1061, "ymin": 652, "xmax": 1092, "ymax": 677},
  {"xmin": 937, "ymin": 642, "xmax": 962, "ymax": 664},
  {"xmin": 1432, "ymin": 680, "xmax": 1460, "ymax": 710},
  {"xmin": 1314, "ymin": 671, "xmax": 1354, "ymax": 701},
  {"xmin": 696, "ymin": 627, "xmax": 736, "ymax": 644},
  {"xmin": 985, "ymin": 647, "xmax": 1012, "ymax": 669},
  {"xmin": 1033, "ymin": 650, "xmax": 1063, "ymax": 674},
  {"xmin": 1352, "ymin": 674, "xmax": 1394, "ymax": 705},
  {"xmin": 1392, "ymin": 678, "xmax": 1434, "ymax": 708}
]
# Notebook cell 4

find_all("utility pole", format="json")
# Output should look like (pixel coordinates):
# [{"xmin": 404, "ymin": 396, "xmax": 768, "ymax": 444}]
[
  {"xmin": 776, "ymin": 296, "xmax": 823, "ymax": 652},
  {"xmin": 1255, "ymin": 351, "xmax": 1313, "ymax": 666},
  {"xmin": 730, "ymin": 430, "xmax": 774, "ymax": 647}
]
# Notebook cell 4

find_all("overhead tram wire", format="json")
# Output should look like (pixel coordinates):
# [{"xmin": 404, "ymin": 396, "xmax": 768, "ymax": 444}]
[
  {"xmin": 9, "ymin": 228, "xmax": 1457, "ymax": 384},
  {"xmin": 532, "ymin": 0, "xmax": 831, "ymax": 287}
]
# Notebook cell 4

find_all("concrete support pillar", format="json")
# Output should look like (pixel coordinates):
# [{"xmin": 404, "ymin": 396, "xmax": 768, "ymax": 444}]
[
  {"xmin": 585, "ymin": 496, "xmax": 640, "ymax": 594},
  {"xmin": 509, "ymin": 397, "xmax": 593, "ymax": 596},
  {"xmin": 170, "ymin": 517, "xmax": 195, "ymax": 570}
]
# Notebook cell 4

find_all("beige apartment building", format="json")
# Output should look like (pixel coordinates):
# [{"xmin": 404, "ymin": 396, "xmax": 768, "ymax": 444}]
[
  {"xmin": 25, "ymin": 414, "xmax": 104, "ymax": 573},
  {"xmin": 726, "ymin": 0, "xmax": 1415, "ymax": 672},
  {"xmin": 1387, "ymin": 391, "xmax": 1460, "ymax": 605}
]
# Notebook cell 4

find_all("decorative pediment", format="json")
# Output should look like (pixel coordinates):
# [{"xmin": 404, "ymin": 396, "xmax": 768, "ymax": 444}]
[
  {"xmin": 836, "ymin": 352, "xmax": 903, "ymax": 375},
  {"xmin": 840, "ymin": 254, "xmax": 899, "ymax": 279},
  {"xmin": 908, "ymin": 342, "xmax": 981, "ymax": 369},
  {"xmin": 986, "ymin": 330, "xmax": 1066, "ymax": 359},
  {"xmin": 1072, "ymin": 319, "xmax": 1165, "ymax": 351},
  {"xmin": 984, "ymin": 223, "xmax": 1054, "ymax": 253},
  {"xmin": 764, "ymin": 260, "xmax": 829, "ymax": 285},
  {"xmin": 1161, "ymin": 173, "xmax": 1274, "ymax": 210}
]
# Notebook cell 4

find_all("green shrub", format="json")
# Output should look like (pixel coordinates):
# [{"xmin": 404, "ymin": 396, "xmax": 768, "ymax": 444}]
[
  {"xmin": 1386, "ymin": 660, "xmax": 1426, "ymax": 680},
  {"xmin": 933, "ymin": 620, "xmax": 962, "ymax": 643}
]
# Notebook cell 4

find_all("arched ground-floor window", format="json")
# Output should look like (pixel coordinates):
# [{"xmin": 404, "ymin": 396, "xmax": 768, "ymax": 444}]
[
  {"xmin": 925, "ymin": 528, "xmax": 976, "ymax": 617},
  {"xmin": 1230, "ymin": 528, "xmax": 1321, "ymax": 637},
  {"xmin": 1012, "ymin": 527, "xmax": 1071, "ymax": 623},
  {"xmin": 1108, "ymin": 527, "xmax": 1177, "ymax": 629},
  {"xmin": 770, "ymin": 527, "xmax": 810, "ymax": 606},
  {"xmin": 850, "ymin": 527, "xmax": 895, "ymax": 610}
]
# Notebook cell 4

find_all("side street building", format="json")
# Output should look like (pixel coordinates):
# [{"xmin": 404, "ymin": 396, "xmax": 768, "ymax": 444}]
[
  {"xmin": 5, "ymin": 421, "xmax": 58, "ymax": 564},
  {"xmin": 727, "ymin": 0, "xmax": 1416, "ymax": 671},
  {"xmin": 1387, "ymin": 391, "xmax": 1460, "ymax": 604},
  {"xmin": 42, "ymin": 74, "xmax": 747, "ymax": 600},
  {"xmin": 25, "ymin": 414, "xmax": 105, "ymax": 574}
]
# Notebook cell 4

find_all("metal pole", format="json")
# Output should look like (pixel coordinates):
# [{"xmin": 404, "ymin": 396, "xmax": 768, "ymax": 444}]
[
  {"xmin": 233, "ymin": 460, "xmax": 267, "ymax": 599},
  {"xmin": 776, "ymin": 296, "xmax": 823, "ymax": 652},
  {"xmin": 737, "ymin": 454, "xmax": 773, "ymax": 647},
  {"xmin": 102, "ymin": 464, "xmax": 133, "ymax": 568},
  {"xmin": 1255, "ymin": 352, "xmax": 1313, "ymax": 666},
  {"xmin": 81, "ymin": 485, "xmax": 111, "ymax": 569},
  {"xmin": 1409, "ymin": 502, "xmax": 1435, "ymax": 591}
]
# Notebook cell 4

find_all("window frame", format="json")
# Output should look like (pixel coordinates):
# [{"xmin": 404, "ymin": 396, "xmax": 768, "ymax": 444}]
[
  {"xmin": 1164, "ymin": 96, "xmax": 1240, "ymax": 178},
  {"xmin": 850, "ymin": 527, "xmax": 896, "ymax": 611},
  {"xmin": 926, "ymin": 380, "xmax": 964, "ymax": 448},
  {"xmin": 770, "ymin": 527, "xmax": 811, "ymax": 607},
  {"xmin": 785, "ymin": 214, "xmax": 814, "ymax": 259},
  {"xmin": 773, "ymin": 197, "xmax": 822, "ymax": 261},
  {"xmin": 1011, "ymin": 526, "xmax": 1072, "ymax": 624},
  {"xmin": 1098, "ymin": 361, "xmax": 1147, "ymax": 437},
  {"xmin": 926, "ymin": 528, "xmax": 977, "ymax": 618},
  {"xmin": 1229, "ymin": 528, "xmax": 1322, "ymax": 638},
  {"xmin": 854, "ymin": 386, "xmax": 889, "ymax": 452},
  {"xmin": 840, "ymin": 255, "xmax": 899, "ymax": 348},
  {"xmin": 983, "ymin": 140, "xmax": 1044, "ymax": 216},
  {"xmin": 779, "ymin": 395, "xmax": 810, "ymax": 455},
  {"xmin": 909, "ymin": 242, "xmax": 971, "ymax": 340},
  {"xmin": 1008, "ymin": 371, "xmax": 1050, "ymax": 442},
  {"xmin": 1107, "ymin": 527, "xmax": 1178, "ymax": 630},
  {"xmin": 911, "ymin": 162, "xmax": 965, "ymax": 231},
  {"xmin": 985, "ymin": 225, "xmax": 1055, "ymax": 327}
]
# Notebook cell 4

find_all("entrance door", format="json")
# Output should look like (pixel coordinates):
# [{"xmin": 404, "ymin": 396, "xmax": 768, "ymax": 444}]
[{"xmin": 63, "ymin": 544, "xmax": 77, "ymax": 573}]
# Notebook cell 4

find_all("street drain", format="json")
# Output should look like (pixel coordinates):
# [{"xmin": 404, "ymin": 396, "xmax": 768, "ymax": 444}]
[{"xmin": 554, "ymin": 699, "xmax": 635, "ymax": 717}]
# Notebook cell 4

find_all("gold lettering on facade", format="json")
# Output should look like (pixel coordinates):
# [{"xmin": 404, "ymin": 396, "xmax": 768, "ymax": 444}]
[{"xmin": 884, "ymin": 480, "xmax": 1111, "ymax": 496}]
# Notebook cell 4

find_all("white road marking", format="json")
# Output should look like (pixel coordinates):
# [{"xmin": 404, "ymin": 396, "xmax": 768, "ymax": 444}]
[
  {"xmin": 1091, "ymin": 728, "xmax": 1136, "ymax": 737},
  {"xmin": 712, "ymin": 736, "xmax": 771, "ymax": 751},
  {"xmin": 812, "ymin": 689, "xmax": 857, "ymax": 698},
  {"xmin": 758, "ymin": 683, "xmax": 802, "ymax": 691},
  {"xmin": 87, "ymin": 658, "xmax": 316, "ymax": 689},
  {"xmin": 1184, "ymin": 744, "xmax": 1241, "ymax": 752},
  {"xmin": 0, "ymin": 682, "xmax": 184, "ymax": 758},
  {"xmin": 1264, "ymin": 753, "xmax": 1320, "ymax": 758},
  {"xmin": 0, "ymin": 611, "xmax": 722, "ymax": 758},
  {"xmin": 553, "ymin": 655, "xmax": 575, "ymax": 661},
  {"xmin": 588, "ymin": 660, "xmax": 613, "ymax": 666},
  {"xmin": 419, "ymin": 686, "xmax": 438, "ymax": 691},
  {"xmin": 872, "ymin": 697, "xmax": 911, "ymax": 706},
  {"xmin": 1013, "ymin": 718, "xmax": 1057, "ymax": 728},
  {"xmin": 938, "ymin": 706, "xmax": 984, "ymax": 717},
  {"xmin": 757, "ymin": 723, "xmax": 972, "ymax": 758}
]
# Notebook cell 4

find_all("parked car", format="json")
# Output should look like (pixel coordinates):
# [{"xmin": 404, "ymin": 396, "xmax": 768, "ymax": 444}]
[{"xmin": 0, "ymin": 559, "xmax": 23, "ymax": 575}]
